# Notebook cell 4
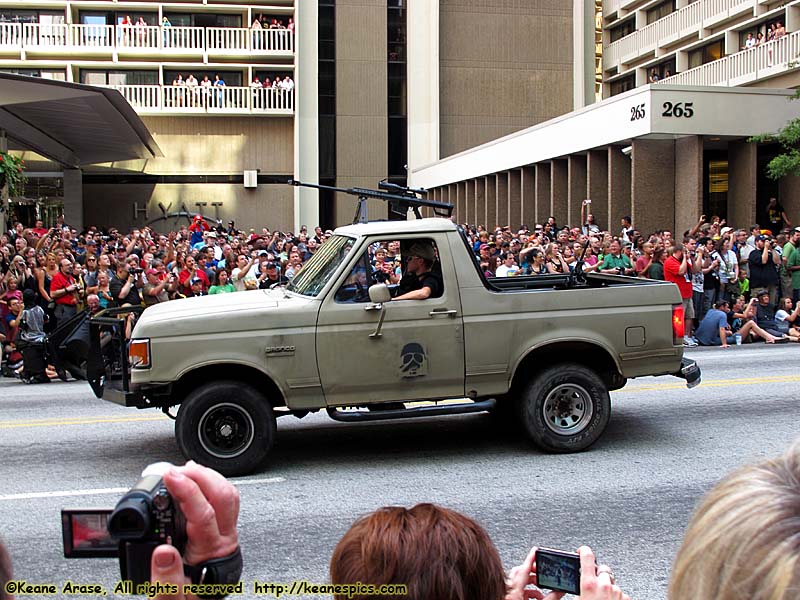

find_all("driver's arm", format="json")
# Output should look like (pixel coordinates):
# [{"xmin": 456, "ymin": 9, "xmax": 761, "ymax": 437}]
[{"xmin": 394, "ymin": 286, "xmax": 432, "ymax": 301}]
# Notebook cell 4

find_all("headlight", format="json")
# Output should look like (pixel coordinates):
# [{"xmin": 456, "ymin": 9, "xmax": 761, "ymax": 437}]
[{"xmin": 129, "ymin": 339, "xmax": 151, "ymax": 369}]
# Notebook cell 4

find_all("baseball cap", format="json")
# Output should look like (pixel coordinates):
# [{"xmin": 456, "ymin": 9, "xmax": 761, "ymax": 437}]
[
  {"xmin": 794, "ymin": 226, "xmax": 800, "ymax": 233},
  {"xmin": 265, "ymin": 262, "xmax": 278, "ymax": 269},
  {"xmin": 206, "ymin": 231, "xmax": 217, "ymax": 238},
  {"xmin": 194, "ymin": 215, "xmax": 203, "ymax": 221},
  {"xmin": 720, "ymin": 226, "xmax": 733, "ymax": 236},
  {"xmin": 756, "ymin": 234, "xmax": 768, "ymax": 242},
  {"xmin": 145, "ymin": 268, "xmax": 159, "ymax": 276},
  {"xmin": 757, "ymin": 289, "xmax": 770, "ymax": 297},
  {"xmin": 190, "ymin": 276, "xmax": 202, "ymax": 284},
  {"xmin": 258, "ymin": 250, "xmax": 269, "ymax": 257}
]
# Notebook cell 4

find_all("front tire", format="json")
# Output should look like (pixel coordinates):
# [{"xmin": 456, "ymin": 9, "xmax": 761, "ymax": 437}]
[
  {"xmin": 518, "ymin": 363, "xmax": 610, "ymax": 453},
  {"xmin": 175, "ymin": 381, "xmax": 276, "ymax": 476}
]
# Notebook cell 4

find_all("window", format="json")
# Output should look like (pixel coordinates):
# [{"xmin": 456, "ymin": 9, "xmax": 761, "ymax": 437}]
[
  {"xmin": 1, "ymin": 68, "xmax": 65, "ymax": 80},
  {"xmin": 335, "ymin": 239, "xmax": 441, "ymax": 303},
  {"xmin": 163, "ymin": 69, "xmax": 241, "ymax": 86},
  {"xmin": 163, "ymin": 13, "xmax": 241, "ymax": 28},
  {"xmin": 609, "ymin": 17, "xmax": 635, "ymax": 43},
  {"xmin": 609, "ymin": 74, "xmax": 635, "ymax": 96},
  {"xmin": 646, "ymin": 0, "xmax": 676, "ymax": 25},
  {"xmin": 688, "ymin": 39, "xmax": 724, "ymax": 69},
  {"xmin": 80, "ymin": 70, "xmax": 158, "ymax": 85}
]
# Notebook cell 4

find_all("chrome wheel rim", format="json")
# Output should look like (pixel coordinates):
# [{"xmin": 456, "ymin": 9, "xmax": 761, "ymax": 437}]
[
  {"xmin": 198, "ymin": 403, "xmax": 255, "ymax": 459},
  {"xmin": 542, "ymin": 384, "xmax": 594, "ymax": 435}
]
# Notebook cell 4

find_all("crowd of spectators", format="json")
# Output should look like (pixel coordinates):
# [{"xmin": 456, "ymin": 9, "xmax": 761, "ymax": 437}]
[{"xmin": 2, "ymin": 196, "xmax": 798, "ymax": 378}]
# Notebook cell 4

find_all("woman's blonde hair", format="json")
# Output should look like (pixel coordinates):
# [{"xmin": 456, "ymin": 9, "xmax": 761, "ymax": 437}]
[{"xmin": 669, "ymin": 441, "xmax": 800, "ymax": 600}]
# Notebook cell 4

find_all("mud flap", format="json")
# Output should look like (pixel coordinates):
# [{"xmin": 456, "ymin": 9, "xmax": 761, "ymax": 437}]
[{"xmin": 674, "ymin": 357, "xmax": 701, "ymax": 389}]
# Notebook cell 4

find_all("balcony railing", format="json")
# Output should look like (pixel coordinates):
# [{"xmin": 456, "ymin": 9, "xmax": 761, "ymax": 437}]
[
  {"xmin": 604, "ymin": 0, "xmax": 754, "ymax": 69},
  {"xmin": 102, "ymin": 84, "xmax": 295, "ymax": 115},
  {"xmin": 656, "ymin": 30, "xmax": 800, "ymax": 86},
  {"xmin": 1, "ymin": 23, "xmax": 294, "ymax": 55}
]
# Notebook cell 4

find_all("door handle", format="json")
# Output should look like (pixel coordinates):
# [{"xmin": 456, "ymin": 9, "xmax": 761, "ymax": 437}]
[
  {"xmin": 429, "ymin": 309, "xmax": 458, "ymax": 317},
  {"xmin": 364, "ymin": 303, "xmax": 384, "ymax": 312}
]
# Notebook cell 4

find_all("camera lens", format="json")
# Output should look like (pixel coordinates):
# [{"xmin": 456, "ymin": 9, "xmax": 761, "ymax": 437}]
[{"xmin": 108, "ymin": 498, "xmax": 150, "ymax": 539}]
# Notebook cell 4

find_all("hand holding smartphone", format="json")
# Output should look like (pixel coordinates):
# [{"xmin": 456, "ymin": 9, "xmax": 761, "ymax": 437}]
[{"xmin": 534, "ymin": 547, "xmax": 581, "ymax": 595}]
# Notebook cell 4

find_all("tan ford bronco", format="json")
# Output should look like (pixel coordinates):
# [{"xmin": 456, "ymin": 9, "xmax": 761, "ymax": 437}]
[{"xmin": 87, "ymin": 218, "xmax": 700, "ymax": 476}]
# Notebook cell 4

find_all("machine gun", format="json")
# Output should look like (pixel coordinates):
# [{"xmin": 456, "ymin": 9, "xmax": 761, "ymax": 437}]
[{"xmin": 288, "ymin": 179, "xmax": 453, "ymax": 224}]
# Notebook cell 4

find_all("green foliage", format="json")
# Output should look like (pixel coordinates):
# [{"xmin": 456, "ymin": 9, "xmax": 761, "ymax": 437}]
[
  {"xmin": 0, "ymin": 152, "xmax": 26, "ymax": 197},
  {"xmin": 749, "ymin": 91, "xmax": 800, "ymax": 180}
]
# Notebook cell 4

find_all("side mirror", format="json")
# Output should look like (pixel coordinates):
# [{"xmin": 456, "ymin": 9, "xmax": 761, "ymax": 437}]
[{"xmin": 368, "ymin": 283, "xmax": 391, "ymax": 304}]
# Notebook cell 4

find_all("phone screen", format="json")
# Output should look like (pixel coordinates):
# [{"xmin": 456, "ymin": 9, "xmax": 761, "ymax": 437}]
[{"xmin": 536, "ymin": 548, "xmax": 581, "ymax": 595}]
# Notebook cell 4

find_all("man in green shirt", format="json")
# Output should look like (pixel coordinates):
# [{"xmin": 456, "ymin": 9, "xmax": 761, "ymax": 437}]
[
  {"xmin": 785, "ymin": 229, "xmax": 800, "ymax": 303},
  {"xmin": 782, "ymin": 227, "xmax": 800, "ymax": 301},
  {"xmin": 599, "ymin": 240, "xmax": 634, "ymax": 275}
]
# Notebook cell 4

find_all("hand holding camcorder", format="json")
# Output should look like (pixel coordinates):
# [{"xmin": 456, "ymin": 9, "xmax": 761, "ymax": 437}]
[{"xmin": 62, "ymin": 462, "xmax": 242, "ymax": 594}]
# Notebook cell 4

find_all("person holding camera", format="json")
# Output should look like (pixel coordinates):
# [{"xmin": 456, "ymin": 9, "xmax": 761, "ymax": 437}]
[
  {"xmin": 748, "ymin": 235, "xmax": 780, "ymax": 306},
  {"xmin": 49, "ymin": 258, "xmax": 81, "ymax": 323},
  {"xmin": 598, "ymin": 240, "xmax": 634, "ymax": 276},
  {"xmin": 110, "ymin": 263, "xmax": 143, "ymax": 307},
  {"xmin": 664, "ymin": 239, "xmax": 700, "ymax": 346}
]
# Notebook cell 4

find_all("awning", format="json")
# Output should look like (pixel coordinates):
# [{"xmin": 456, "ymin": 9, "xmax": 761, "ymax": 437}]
[{"xmin": 0, "ymin": 73, "xmax": 162, "ymax": 167}]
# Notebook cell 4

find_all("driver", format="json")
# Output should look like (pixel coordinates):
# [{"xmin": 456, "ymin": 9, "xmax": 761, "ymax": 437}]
[{"xmin": 394, "ymin": 242, "xmax": 442, "ymax": 301}]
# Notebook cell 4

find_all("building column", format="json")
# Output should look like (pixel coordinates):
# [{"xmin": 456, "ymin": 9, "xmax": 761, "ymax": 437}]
[
  {"xmin": 728, "ymin": 140, "xmax": 758, "ymax": 230},
  {"xmin": 551, "ymin": 159, "xmax": 568, "ymax": 228},
  {"xmin": 632, "ymin": 139, "xmax": 676, "ymax": 237},
  {"xmin": 587, "ymin": 149, "xmax": 608, "ymax": 231},
  {"xmin": 535, "ymin": 163, "xmax": 551, "ymax": 224},
  {"xmin": 675, "ymin": 135, "xmax": 703, "ymax": 237},
  {"xmin": 521, "ymin": 166, "xmax": 536, "ymax": 228},
  {"xmin": 485, "ymin": 175, "xmax": 497, "ymax": 229},
  {"xmin": 608, "ymin": 145, "xmax": 631, "ymax": 236},
  {"xmin": 568, "ymin": 155, "xmax": 587, "ymax": 229},
  {"xmin": 294, "ymin": 0, "xmax": 319, "ymax": 231},
  {"xmin": 475, "ymin": 177, "xmax": 486, "ymax": 228},
  {"xmin": 509, "ymin": 169, "xmax": 522, "ymax": 230},
  {"xmin": 779, "ymin": 175, "xmax": 800, "ymax": 224},
  {"xmin": 63, "ymin": 169, "xmax": 83, "ymax": 231},
  {"xmin": 496, "ymin": 172, "xmax": 509, "ymax": 228}
]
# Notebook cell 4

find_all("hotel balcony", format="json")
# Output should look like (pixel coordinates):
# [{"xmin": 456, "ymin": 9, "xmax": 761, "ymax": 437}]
[
  {"xmin": 656, "ymin": 29, "xmax": 800, "ymax": 86},
  {"xmin": 604, "ymin": 0, "xmax": 754, "ymax": 70},
  {"xmin": 0, "ymin": 23, "xmax": 294, "ymax": 59},
  {"xmin": 102, "ymin": 84, "xmax": 294, "ymax": 116}
]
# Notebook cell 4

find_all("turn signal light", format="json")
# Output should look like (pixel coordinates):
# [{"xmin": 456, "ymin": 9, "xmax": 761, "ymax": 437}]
[
  {"xmin": 129, "ymin": 339, "xmax": 151, "ymax": 369},
  {"xmin": 672, "ymin": 305, "xmax": 685, "ymax": 343}
]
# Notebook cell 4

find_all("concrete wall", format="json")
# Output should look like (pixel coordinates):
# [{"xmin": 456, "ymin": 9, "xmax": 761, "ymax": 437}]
[
  {"xmin": 607, "ymin": 145, "xmax": 631, "ymax": 235},
  {"xmin": 587, "ymin": 149, "xmax": 608, "ymax": 231},
  {"xmin": 438, "ymin": 0, "xmax": 573, "ymax": 158},
  {"xmin": 631, "ymin": 139, "xmax": 675, "ymax": 236},
  {"xmin": 728, "ymin": 140, "xmax": 758, "ymax": 231},
  {"xmin": 674, "ymin": 136, "xmax": 703, "ymax": 237},
  {"xmin": 335, "ymin": 0, "xmax": 388, "ymax": 225}
]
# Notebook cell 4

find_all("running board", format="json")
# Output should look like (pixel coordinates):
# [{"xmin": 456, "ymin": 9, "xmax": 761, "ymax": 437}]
[{"xmin": 327, "ymin": 398, "xmax": 496, "ymax": 422}]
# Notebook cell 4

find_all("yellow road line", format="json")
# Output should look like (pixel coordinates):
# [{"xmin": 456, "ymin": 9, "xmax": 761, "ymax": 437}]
[
  {"xmin": 0, "ymin": 415, "xmax": 168, "ymax": 429},
  {"xmin": 620, "ymin": 374, "xmax": 800, "ymax": 393}
]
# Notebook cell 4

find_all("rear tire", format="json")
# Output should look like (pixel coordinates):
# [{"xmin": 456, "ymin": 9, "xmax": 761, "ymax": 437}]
[
  {"xmin": 175, "ymin": 381, "xmax": 276, "ymax": 476},
  {"xmin": 518, "ymin": 363, "xmax": 610, "ymax": 453}
]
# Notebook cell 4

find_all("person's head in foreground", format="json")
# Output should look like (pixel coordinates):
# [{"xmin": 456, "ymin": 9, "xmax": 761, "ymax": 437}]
[
  {"xmin": 669, "ymin": 440, "xmax": 800, "ymax": 599},
  {"xmin": 330, "ymin": 503, "xmax": 506, "ymax": 600}
]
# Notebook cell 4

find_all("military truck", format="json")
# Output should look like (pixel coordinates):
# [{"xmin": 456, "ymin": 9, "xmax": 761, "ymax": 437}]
[{"xmin": 87, "ymin": 216, "xmax": 699, "ymax": 476}]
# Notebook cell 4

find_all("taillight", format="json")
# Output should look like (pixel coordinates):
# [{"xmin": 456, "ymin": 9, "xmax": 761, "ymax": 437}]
[{"xmin": 672, "ymin": 305, "xmax": 685, "ymax": 343}]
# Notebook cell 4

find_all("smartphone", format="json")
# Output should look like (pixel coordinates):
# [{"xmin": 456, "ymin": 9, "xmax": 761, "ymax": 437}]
[{"xmin": 535, "ymin": 547, "xmax": 581, "ymax": 595}]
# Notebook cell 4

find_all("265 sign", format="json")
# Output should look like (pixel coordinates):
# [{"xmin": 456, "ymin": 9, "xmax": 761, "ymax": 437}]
[
  {"xmin": 661, "ymin": 101, "xmax": 694, "ymax": 118},
  {"xmin": 630, "ymin": 103, "xmax": 646, "ymax": 121}
]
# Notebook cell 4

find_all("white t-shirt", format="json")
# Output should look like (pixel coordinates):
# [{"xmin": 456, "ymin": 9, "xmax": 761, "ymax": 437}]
[
  {"xmin": 231, "ymin": 266, "xmax": 257, "ymax": 291},
  {"xmin": 496, "ymin": 264, "xmax": 520, "ymax": 277}
]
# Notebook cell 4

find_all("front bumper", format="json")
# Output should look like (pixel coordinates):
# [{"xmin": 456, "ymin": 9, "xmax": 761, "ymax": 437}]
[{"xmin": 674, "ymin": 357, "xmax": 701, "ymax": 388}]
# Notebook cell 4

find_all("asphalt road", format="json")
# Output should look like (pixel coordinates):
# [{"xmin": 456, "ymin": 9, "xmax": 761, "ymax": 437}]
[{"xmin": 1, "ymin": 344, "xmax": 799, "ymax": 599}]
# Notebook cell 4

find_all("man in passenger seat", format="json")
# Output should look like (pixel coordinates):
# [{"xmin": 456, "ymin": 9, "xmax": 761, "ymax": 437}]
[{"xmin": 394, "ymin": 242, "xmax": 442, "ymax": 300}]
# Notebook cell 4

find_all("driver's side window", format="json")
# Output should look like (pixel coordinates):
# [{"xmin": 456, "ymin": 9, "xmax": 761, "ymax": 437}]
[{"xmin": 334, "ymin": 239, "xmax": 402, "ymax": 303}]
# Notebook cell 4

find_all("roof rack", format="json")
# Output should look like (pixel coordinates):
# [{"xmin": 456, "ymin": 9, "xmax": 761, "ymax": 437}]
[{"xmin": 288, "ymin": 179, "xmax": 454, "ymax": 224}]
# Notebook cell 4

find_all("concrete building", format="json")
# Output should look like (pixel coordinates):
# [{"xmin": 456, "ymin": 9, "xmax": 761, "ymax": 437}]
[
  {"xmin": 410, "ymin": 0, "xmax": 800, "ymax": 235},
  {"xmin": 1, "ymin": 0, "xmax": 578, "ymax": 232}
]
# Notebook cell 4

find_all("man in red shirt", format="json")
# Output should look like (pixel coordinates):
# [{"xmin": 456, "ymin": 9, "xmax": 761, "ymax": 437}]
[
  {"xmin": 664, "ymin": 239, "xmax": 698, "ymax": 346},
  {"xmin": 50, "ymin": 258, "xmax": 81, "ymax": 323}
]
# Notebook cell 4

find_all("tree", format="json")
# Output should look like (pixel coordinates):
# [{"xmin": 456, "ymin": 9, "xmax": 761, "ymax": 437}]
[{"xmin": 750, "ymin": 90, "xmax": 800, "ymax": 180}]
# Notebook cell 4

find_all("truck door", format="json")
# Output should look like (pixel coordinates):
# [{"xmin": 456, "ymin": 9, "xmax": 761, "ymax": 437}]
[{"xmin": 316, "ymin": 234, "xmax": 465, "ymax": 406}]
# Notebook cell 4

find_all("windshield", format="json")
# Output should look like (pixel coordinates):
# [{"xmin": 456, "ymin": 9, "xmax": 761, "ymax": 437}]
[{"xmin": 287, "ymin": 234, "xmax": 356, "ymax": 297}]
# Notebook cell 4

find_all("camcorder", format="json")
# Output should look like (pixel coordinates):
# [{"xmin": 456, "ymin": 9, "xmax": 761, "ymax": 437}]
[
  {"xmin": 61, "ymin": 463, "xmax": 185, "ymax": 587},
  {"xmin": 130, "ymin": 268, "xmax": 144, "ymax": 276}
]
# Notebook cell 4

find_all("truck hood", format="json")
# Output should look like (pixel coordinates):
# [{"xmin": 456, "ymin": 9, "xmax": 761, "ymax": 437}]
[{"xmin": 132, "ymin": 289, "xmax": 315, "ymax": 338}]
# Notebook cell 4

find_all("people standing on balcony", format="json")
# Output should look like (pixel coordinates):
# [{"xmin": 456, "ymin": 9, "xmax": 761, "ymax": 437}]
[
  {"xmin": 251, "ymin": 16, "xmax": 262, "ymax": 50},
  {"xmin": 200, "ymin": 75, "xmax": 212, "ymax": 107},
  {"xmin": 648, "ymin": 68, "xmax": 659, "ymax": 83},
  {"xmin": 185, "ymin": 73, "xmax": 198, "ymax": 107},
  {"xmin": 250, "ymin": 77, "xmax": 263, "ymax": 109},
  {"xmin": 135, "ymin": 17, "xmax": 147, "ymax": 47},
  {"xmin": 288, "ymin": 18, "xmax": 295, "ymax": 33},
  {"xmin": 214, "ymin": 74, "xmax": 226, "ymax": 108},
  {"xmin": 756, "ymin": 32, "xmax": 764, "ymax": 46},
  {"xmin": 172, "ymin": 74, "xmax": 185, "ymax": 107},
  {"xmin": 767, "ymin": 23, "xmax": 776, "ymax": 43},
  {"xmin": 120, "ymin": 15, "xmax": 133, "ymax": 47},
  {"xmin": 744, "ymin": 32, "xmax": 756, "ymax": 49},
  {"xmin": 776, "ymin": 22, "xmax": 786, "ymax": 38},
  {"xmin": 161, "ymin": 16, "xmax": 171, "ymax": 47}
]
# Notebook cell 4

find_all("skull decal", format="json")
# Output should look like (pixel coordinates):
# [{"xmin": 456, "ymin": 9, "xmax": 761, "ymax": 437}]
[{"xmin": 399, "ymin": 342, "xmax": 427, "ymax": 378}]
